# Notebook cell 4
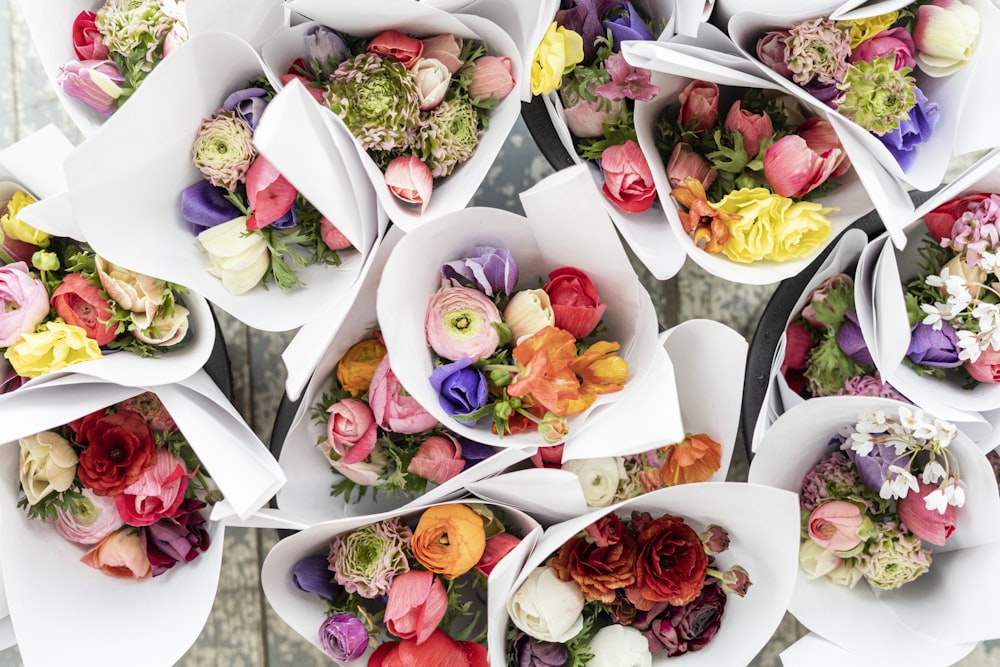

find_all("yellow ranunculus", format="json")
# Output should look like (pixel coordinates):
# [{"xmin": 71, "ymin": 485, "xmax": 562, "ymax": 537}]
[
  {"xmin": 336, "ymin": 337, "xmax": 387, "ymax": 396},
  {"xmin": 839, "ymin": 11, "xmax": 898, "ymax": 49},
  {"xmin": 1, "ymin": 190, "xmax": 49, "ymax": 247},
  {"xmin": 5, "ymin": 321, "xmax": 104, "ymax": 378},
  {"xmin": 712, "ymin": 188, "xmax": 834, "ymax": 264},
  {"xmin": 530, "ymin": 22, "xmax": 584, "ymax": 96}
]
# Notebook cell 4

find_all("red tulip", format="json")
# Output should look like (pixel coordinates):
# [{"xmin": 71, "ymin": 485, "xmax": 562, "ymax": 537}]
[
  {"xmin": 244, "ymin": 156, "xmax": 298, "ymax": 230},
  {"xmin": 475, "ymin": 532, "xmax": 521, "ymax": 577},
  {"xmin": 543, "ymin": 267, "xmax": 607, "ymax": 340}
]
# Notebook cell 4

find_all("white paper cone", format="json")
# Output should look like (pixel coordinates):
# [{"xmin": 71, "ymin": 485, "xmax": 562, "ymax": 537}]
[
  {"xmin": 185, "ymin": 0, "xmax": 288, "ymax": 50},
  {"xmin": 0, "ymin": 125, "xmax": 72, "ymax": 200},
  {"xmin": 674, "ymin": 0, "xmax": 716, "ymax": 37},
  {"xmin": 780, "ymin": 632, "xmax": 977, "ymax": 667},
  {"xmin": 712, "ymin": 0, "xmax": 844, "ymax": 30},
  {"xmin": 467, "ymin": 468, "xmax": 591, "ymax": 525}
]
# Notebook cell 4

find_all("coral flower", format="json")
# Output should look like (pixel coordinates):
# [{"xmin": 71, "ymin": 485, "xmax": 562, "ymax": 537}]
[
  {"xmin": 507, "ymin": 327, "xmax": 581, "ymax": 417},
  {"xmin": 411, "ymin": 504, "xmax": 487, "ymax": 580},
  {"xmin": 670, "ymin": 177, "xmax": 737, "ymax": 254},
  {"xmin": 562, "ymin": 341, "xmax": 628, "ymax": 415},
  {"xmin": 659, "ymin": 433, "xmax": 723, "ymax": 486},
  {"xmin": 550, "ymin": 514, "xmax": 637, "ymax": 604},
  {"xmin": 370, "ymin": 629, "xmax": 488, "ymax": 667}
]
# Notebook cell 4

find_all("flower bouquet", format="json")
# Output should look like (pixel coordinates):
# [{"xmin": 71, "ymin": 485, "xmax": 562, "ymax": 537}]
[
  {"xmin": 0, "ymin": 371, "xmax": 285, "ymax": 666},
  {"xmin": 62, "ymin": 31, "xmax": 383, "ymax": 331},
  {"xmin": 261, "ymin": 500, "xmax": 541, "ymax": 665},
  {"xmin": 497, "ymin": 483, "xmax": 801, "ymax": 665},
  {"xmin": 259, "ymin": 0, "xmax": 523, "ymax": 227},
  {"xmin": 749, "ymin": 395, "xmax": 1000, "ymax": 660},
  {"xmin": 376, "ymin": 165, "xmax": 683, "ymax": 454},
  {"xmin": 274, "ymin": 227, "xmax": 530, "ymax": 525}
]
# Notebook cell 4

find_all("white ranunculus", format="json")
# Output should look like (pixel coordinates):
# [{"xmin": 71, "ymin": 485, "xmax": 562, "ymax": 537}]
[
  {"xmin": 504, "ymin": 289, "xmax": 555, "ymax": 344},
  {"xmin": 562, "ymin": 456, "xmax": 626, "ymax": 507},
  {"xmin": 586, "ymin": 624, "xmax": 652, "ymax": 667},
  {"xmin": 507, "ymin": 566, "xmax": 585, "ymax": 642},
  {"xmin": 132, "ymin": 304, "xmax": 189, "ymax": 346},
  {"xmin": 414, "ymin": 57, "xmax": 451, "ymax": 111},
  {"xmin": 19, "ymin": 431, "xmax": 78, "ymax": 505},
  {"xmin": 798, "ymin": 539, "xmax": 842, "ymax": 580},
  {"xmin": 197, "ymin": 216, "xmax": 270, "ymax": 295}
]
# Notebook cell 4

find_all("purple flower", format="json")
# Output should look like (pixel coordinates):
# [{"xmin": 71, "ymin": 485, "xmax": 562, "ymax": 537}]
[
  {"xmin": 305, "ymin": 25, "xmax": 349, "ymax": 78},
  {"xmin": 643, "ymin": 580, "xmax": 727, "ymax": 656},
  {"xmin": 441, "ymin": 245, "xmax": 518, "ymax": 297},
  {"xmin": 846, "ymin": 442, "xmax": 898, "ymax": 494},
  {"xmin": 144, "ymin": 500, "xmax": 211, "ymax": 577},
  {"xmin": 603, "ymin": 2, "xmax": 655, "ymax": 47},
  {"xmin": 836, "ymin": 311, "xmax": 873, "ymax": 366},
  {"xmin": 803, "ymin": 78, "xmax": 842, "ymax": 106},
  {"xmin": 878, "ymin": 86, "xmax": 939, "ymax": 170},
  {"xmin": 222, "ymin": 87, "xmax": 269, "ymax": 130},
  {"xmin": 594, "ymin": 52, "xmax": 659, "ymax": 102},
  {"xmin": 180, "ymin": 180, "xmax": 243, "ymax": 235},
  {"xmin": 291, "ymin": 554, "xmax": 339, "ymax": 600},
  {"xmin": 458, "ymin": 436, "xmax": 493, "ymax": 470},
  {"xmin": 907, "ymin": 321, "xmax": 962, "ymax": 368},
  {"xmin": 556, "ymin": 0, "xmax": 624, "ymax": 62},
  {"xmin": 511, "ymin": 632, "xmax": 569, "ymax": 667},
  {"xmin": 60, "ymin": 60, "xmax": 124, "ymax": 115},
  {"xmin": 429, "ymin": 358, "xmax": 488, "ymax": 421},
  {"xmin": 318, "ymin": 613, "xmax": 369, "ymax": 662}
]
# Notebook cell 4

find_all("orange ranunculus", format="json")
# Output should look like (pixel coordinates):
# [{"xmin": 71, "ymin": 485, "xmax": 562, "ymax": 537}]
[
  {"xmin": 670, "ymin": 177, "xmax": 739, "ymax": 254},
  {"xmin": 660, "ymin": 433, "xmax": 723, "ymax": 486},
  {"xmin": 562, "ymin": 340, "xmax": 628, "ymax": 414},
  {"xmin": 507, "ymin": 327, "xmax": 581, "ymax": 417},
  {"xmin": 80, "ymin": 529, "xmax": 152, "ymax": 579},
  {"xmin": 550, "ymin": 513, "xmax": 637, "ymax": 604},
  {"xmin": 410, "ymin": 504, "xmax": 487, "ymax": 580},
  {"xmin": 336, "ymin": 336, "xmax": 387, "ymax": 396}
]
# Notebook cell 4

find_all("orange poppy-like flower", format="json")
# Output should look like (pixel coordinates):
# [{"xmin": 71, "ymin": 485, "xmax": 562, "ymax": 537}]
[
  {"xmin": 562, "ymin": 340, "xmax": 629, "ymax": 415},
  {"xmin": 660, "ymin": 433, "xmax": 723, "ymax": 486},
  {"xmin": 411, "ymin": 504, "xmax": 487, "ymax": 580},
  {"xmin": 507, "ymin": 327, "xmax": 581, "ymax": 417},
  {"xmin": 550, "ymin": 513, "xmax": 637, "ymax": 604},
  {"xmin": 670, "ymin": 177, "xmax": 739, "ymax": 254},
  {"xmin": 336, "ymin": 336, "xmax": 387, "ymax": 396}
]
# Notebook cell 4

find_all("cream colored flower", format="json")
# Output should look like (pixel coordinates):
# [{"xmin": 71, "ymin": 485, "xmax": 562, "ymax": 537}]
[
  {"xmin": 20, "ymin": 431, "xmax": 78, "ymax": 505},
  {"xmin": 196, "ymin": 216, "xmax": 269, "ymax": 295},
  {"xmin": 95, "ymin": 256, "xmax": 165, "ymax": 323}
]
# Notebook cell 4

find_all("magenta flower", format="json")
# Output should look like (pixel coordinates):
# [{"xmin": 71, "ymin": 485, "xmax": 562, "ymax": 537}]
[
  {"xmin": 318, "ymin": 613, "xmax": 369, "ymax": 662},
  {"xmin": 59, "ymin": 60, "xmax": 124, "ymax": 115},
  {"xmin": 851, "ymin": 27, "xmax": 916, "ymax": 71},
  {"xmin": 595, "ymin": 52, "xmax": 659, "ymax": 102},
  {"xmin": 368, "ymin": 354, "xmax": 439, "ymax": 434}
]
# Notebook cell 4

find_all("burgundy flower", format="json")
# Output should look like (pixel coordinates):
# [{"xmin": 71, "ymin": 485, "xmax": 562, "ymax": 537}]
[
  {"xmin": 143, "ymin": 499, "xmax": 211, "ymax": 576},
  {"xmin": 634, "ymin": 514, "xmax": 708, "ymax": 606},
  {"xmin": 645, "ymin": 579, "xmax": 727, "ymax": 656}
]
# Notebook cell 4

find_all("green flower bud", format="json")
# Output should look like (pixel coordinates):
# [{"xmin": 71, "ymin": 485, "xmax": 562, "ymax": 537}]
[{"xmin": 32, "ymin": 250, "xmax": 60, "ymax": 272}]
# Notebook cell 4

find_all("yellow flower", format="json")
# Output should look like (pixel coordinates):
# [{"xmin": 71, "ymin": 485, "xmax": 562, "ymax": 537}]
[
  {"xmin": 336, "ymin": 337, "xmax": 387, "ymax": 396},
  {"xmin": 839, "ymin": 11, "xmax": 899, "ymax": 49},
  {"xmin": 712, "ymin": 188, "xmax": 834, "ymax": 263},
  {"xmin": 5, "ymin": 321, "xmax": 103, "ymax": 378},
  {"xmin": 1, "ymin": 190, "xmax": 49, "ymax": 247},
  {"xmin": 531, "ymin": 22, "xmax": 584, "ymax": 96}
]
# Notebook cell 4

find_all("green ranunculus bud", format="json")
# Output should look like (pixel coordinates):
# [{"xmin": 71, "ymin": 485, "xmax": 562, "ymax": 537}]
[
  {"xmin": 32, "ymin": 250, "xmax": 60, "ymax": 272},
  {"xmin": 857, "ymin": 520, "xmax": 932, "ymax": 590},
  {"xmin": 191, "ymin": 111, "xmax": 256, "ymax": 192},
  {"xmin": 837, "ymin": 56, "xmax": 916, "ymax": 135}
]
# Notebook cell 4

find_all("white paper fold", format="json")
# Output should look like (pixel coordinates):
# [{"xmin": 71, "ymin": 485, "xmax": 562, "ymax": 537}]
[
  {"xmin": 780, "ymin": 632, "xmax": 977, "ymax": 667},
  {"xmin": 0, "ymin": 125, "xmax": 72, "ymax": 199},
  {"xmin": 673, "ymin": 0, "xmax": 716, "ymax": 37}
]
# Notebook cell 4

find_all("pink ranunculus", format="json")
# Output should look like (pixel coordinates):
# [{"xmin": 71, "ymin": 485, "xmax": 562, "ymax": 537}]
[
  {"xmin": 60, "ymin": 60, "xmax": 124, "ymax": 115},
  {"xmin": 801, "ymin": 273, "xmax": 854, "ymax": 327},
  {"xmin": 795, "ymin": 117, "xmax": 851, "ymax": 177},
  {"xmin": 244, "ymin": 156, "xmax": 298, "ymax": 230},
  {"xmin": 422, "ymin": 34, "xmax": 464, "ymax": 73},
  {"xmin": 763, "ymin": 131, "xmax": 845, "ymax": 199},
  {"xmin": 475, "ymin": 532, "xmax": 521, "ymax": 577},
  {"xmin": 677, "ymin": 80, "xmax": 719, "ymax": 132},
  {"xmin": 530, "ymin": 444, "xmax": 564, "ymax": 468},
  {"xmin": 543, "ymin": 267, "xmax": 607, "ymax": 340},
  {"xmin": 425, "ymin": 285, "xmax": 502, "ymax": 361},
  {"xmin": 600, "ymin": 140, "xmax": 656, "ymax": 213},
  {"xmin": 924, "ymin": 193, "xmax": 990, "ymax": 242},
  {"xmin": 851, "ymin": 27, "xmax": 915, "ymax": 70},
  {"xmin": 81, "ymin": 529, "xmax": 152, "ymax": 578},
  {"xmin": 467, "ymin": 56, "xmax": 516, "ymax": 101},
  {"xmin": 757, "ymin": 31, "xmax": 792, "ymax": 78},
  {"xmin": 724, "ymin": 100, "xmax": 773, "ymax": 160},
  {"xmin": 562, "ymin": 94, "xmax": 624, "ymax": 138},
  {"xmin": 319, "ymin": 217, "xmax": 353, "ymax": 250},
  {"xmin": 369, "ymin": 355, "xmax": 439, "ymax": 434},
  {"xmin": 368, "ymin": 30, "xmax": 423, "ymax": 69},
  {"xmin": 666, "ymin": 142, "xmax": 717, "ymax": 191},
  {"xmin": 54, "ymin": 488, "xmax": 124, "ymax": 544},
  {"xmin": 71, "ymin": 11, "xmax": 109, "ymax": 60},
  {"xmin": 326, "ymin": 398, "xmax": 378, "ymax": 465},
  {"xmin": 51, "ymin": 272, "xmax": 117, "ymax": 346},
  {"xmin": 807, "ymin": 500, "xmax": 864, "ymax": 553},
  {"xmin": 114, "ymin": 450, "xmax": 192, "ymax": 527},
  {"xmin": 407, "ymin": 435, "xmax": 465, "ymax": 484},
  {"xmin": 594, "ymin": 52, "xmax": 658, "ymax": 102},
  {"xmin": 913, "ymin": 0, "xmax": 980, "ymax": 77},
  {"xmin": 281, "ymin": 73, "xmax": 325, "ymax": 103},
  {"xmin": 0, "ymin": 261, "xmax": 49, "ymax": 347},
  {"xmin": 414, "ymin": 57, "xmax": 451, "ymax": 111},
  {"xmin": 898, "ymin": 479, "xmax": 956, "ymax": 546},
  {"xmin": 965, "ymin": 348, "xmax": 1000, "ymax": 383},
  {"xmin": 385, "ymin": 570, "xmax": 449, "ymax": 644},
  {"xmin": 385, "ymin": 155, "xmax": 433, "ymax": 212}
]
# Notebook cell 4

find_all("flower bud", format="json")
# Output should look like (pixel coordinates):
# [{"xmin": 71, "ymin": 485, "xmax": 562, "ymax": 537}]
[
  {"xmin": 897, "ymin": 479, "xmax": 956, "ymax": 545},
  {"xmin": 32, "ymin": 250, "xmax": 59, "ymax": 272},
  {"xmin": 666, "ymin": 142, "xmax": 717, "ymax": 190},
  {"xmin": 538, "ymin": 412, "xmax": 568, "ymax": 444},
  {"xmin": 407, "ymin": 435, "xmax": 465, "ymax": 484},
  {"xmin": 504, "ymin": 289, "xmax": 555, "ymax": 343},
  {"xmin": 421, "ymin": 34, "xmax": 464, "ymax": 73},
  {"xmin": 724, "ymin": 100, "xmax": 773, "ymax": 160},
  {"xmin": 468, "ymin": 56, "xmax": 515, "ymax": 101},
  {"xmin": 60, "ymin": 60, "xmax": 124, "ymax": 115},
  {"xmin": 677, "ymin": 80, "xmax": 719, "ymax": 132},
  {"xmin": 700, "ymin": 525, "xmax": 730, "ymax": 555},
  {"xmin": 196, "ymin": 216, "xmax": 270, "ymax": 295},
  {"xmin": 414, "ymin": 57, "xmax": 451, "ymax": 111},
  {"xmin": 914, "ymin": 0, "xmax": 980, "ymax": 77},
  {"xmin": 721, "ymin": 564, "xmax": 752, "ymax": 597},
  {"xmin": 319, "ymin": 217, "xmax": 353, "ymax": 251},
  {"xmin": 384, "ymin": 155, "xmax": 433, "ymax": 213}
]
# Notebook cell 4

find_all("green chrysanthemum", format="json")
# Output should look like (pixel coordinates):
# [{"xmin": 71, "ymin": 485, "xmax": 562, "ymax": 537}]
[
  {"xmin": 857, "ymin": 520, "xmax": 932, "ymax": 590},
  {"xmin": 97, "ymin": 0, "xmax": 180, "ymax": 66},
  {"xmin": 328, "ymin": 518, "xmax": 412, "ymax": 599},
  {"xmin": 804, "ymin": 334, "xmax": 870, "ymax": 397},
  {"xmin": 416, "ymin": 97, "xmax": 481, "ymax": 178},
  {"xmin": 191, "ymin": 111, "xmax": 256, "ymax": 192},
  {"xmin": 837, "ymin": 56, "xmax": 916, "ymax": 135},
  {"xmin": 325, "ymin": 52, "xmax": 421, "ymax": 152}
]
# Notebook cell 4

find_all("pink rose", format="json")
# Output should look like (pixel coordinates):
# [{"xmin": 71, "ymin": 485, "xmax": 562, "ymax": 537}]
[
  {"xmin": 51, "ymin": 272, "xmax": 117, "ymax": 345},
  {"xmin": 851, "ymin": 27, "xmax": 915, "ymax": 70},
  {"xmin": 385, "ymin": 156, "xmax": 433, "ymax": 213},
  {"xmin": 600, "ymin": 140, "xmax": 656, "ymax": 213},
  {"xmin": 245, "ymin": 156, "xmax": 298, "ymax": 230},
  {"xmin": 898, "ymin": 480, "xmax": 956, "ymax": 546},
  {"xmin": 407, "ymin": 435, "xmax": 465, "ymax": 484},
  {"xmin": 467, "ymin": 56, "xmax": 515, "ymax": 101},
  {"xmin": 114, "ymin": 450, "xmax": 191, "ymax": 526},
  {"xmin": 677, "ymin": 80, "xmax": 719, "ymax": 132},
  {"xmin": 368, "ymin": 30, "xmax": 423, "ymax": 69},
  {"xmin": 807, "ymin": 500, "xmax": 864, "ymax": 553},
  {"xmin": 421, "ymin": 34, "xmax": 464, "ymax": 73},
  {"xmin": 71, "ymin": 11, "xmax": 109, "ymax": 60},
  {"xmin": 369, "ymin": 354, "xmax": 438, "ymax": 434},
  {"xmin": 81, "ymin": 529, "xmax": 152, "ymax": 578},
  {"xmin": 0, "ymin": 261, "xmax": 49, "ymax": 347},
  {"xmin": 475, "ymin": 532, "xmax": 520, "ymax": 577},
  {"xmin": 666, "ymin": 142, "xmax": 717, "ymax": 191},
  {"xmin": 763, "ymin": 126, "xmax": 846, "ymax": 198},
  {"xmin": 325, "ymin": 398, "xmax": 378, "ymax": 465},
  {"xmin": 384, "ymin": 570, "xmax": 448, "ymax": 644},
  {"xmin": 724, "ymin": 100, "xmax": 773, "ymax": 160},
  {"xmin": 965, "ymin": 348, "xmax": 1000, "ymax": 383},
  {"xmin": 319, "ymin": 217, "xmax": 353, "ymax": 250}
]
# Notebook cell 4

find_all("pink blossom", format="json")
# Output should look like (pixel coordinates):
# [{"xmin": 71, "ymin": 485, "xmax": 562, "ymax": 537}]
[
  {"xmin": 114, "ymin": 450, "xmax": 192, "ymax": 526},
  {"xmin": 724, "ymin": 100, "xmax": 773, "ymax": 160},
  {"xmin": 594, "ymin": 53, "xmax": 658, "ymax": 102},
  {"xmin": 245, "ymin": 156, "xmax": 298, "ymax": 230},
  {"xmin": 468, "ymin": 56, "xmax": 515, "ymax": 101},
  {"xmin": 0, "ymin": 261, "xmax": 49, "ymax": 347},
  {"xmin": 421, "ymin": 34, "xmax": 464, "ymax": 73},
  {"xmin": 320, "ymin": 217, "xmax": 353, "ymax": 250},
  {"xmin": 851, "ymin": 27, "xmax": 915, "ymax": 70},
  {"xmin": 384, "ymin": 570, "xmax": 449, "ymax": 644},
  {"xmin": 600, "ymin": 140, "xmax": 656, "ymax": 213},
  {"xmin": 325, "ymin": 398, "xmax": 378, "ymax": 464},
  {"xmin": 898, "ymin": 479, "xmax": 956, "ymax": 545},
  {"xmin": 763, "ymin": 130, "xmax": 845, "ymax": 198},
  {"xmin": 807, "ymin": 500, "xmax": 864, "ymax": 553},
  {"xmin": 368, "ymin": 354, "xmax": 438, "ymax": 434},
  {"xmin": 407, "ymin": 435, "xmax": 465, "ymax": 484},
  {"xmin": 666, "ymin": 142, "xmax": 716, "ymax": 191},
  {"xmin": 677, "ymin": 80, "xmax": 718, "ymax": 132},
  {"xmin": 385, "ymin": 155, "xmax": 433, "ymax": 212},
  {"xmin": 368, "ymin": 30, "xmax": 423, "ymax": 69}
]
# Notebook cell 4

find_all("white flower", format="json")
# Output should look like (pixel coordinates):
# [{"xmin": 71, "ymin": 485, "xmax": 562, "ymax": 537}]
[
  {"xmin": 507, "ymin": 567, "xmax": 585, "ymax": 643},
  {"xmin": 923, "ymin": 487, "xmax": 949, "ymax": 514},
  {"xmin": 920, "ymin": 303, "xmax": 946, "ymax": 329},
  {"xmin": 856, "ymin": 410, "xmax": 889, "ymax": 434},
  {"xmin": 933, "ymin": 419, "xmax": 957, "ymax": 448},
  {"xmin": 943, "ymin": 479, "xmax": 966, "ymax": 508},
  {"xmin": 562, "ymin": 457, "xmax": 626, "ymax": 508},
  {"xmin": 586, "ymin": 625, "xmax": 652, "ymax": 667},
  {"xmin": 848, "ymin": 432, "xmax": 874, "ymax": 456},
  {"xmin": 920, "ymin": 459, "xmax": 946, "ymax": 484},
  {"xmin": 19, "ymin": 431, "xmax": 79, "ymax": 505},
  {"xmin": 956, "ymin": 329, "xmax": 982, "ymax": 362},
  {"xmin": 979, "ymin": 250, "xmax": 1000, "ymax": 273},
  {"xmin": 898, "ymin": 405, "xmax": 932, "ymax": 438},
  {"xmin": 799, "ymin": 540, "xmax": 842, "ymax": 580},
  {"xmin": 887, "ymin": 465, "xmax": 919, "ymax": 499}
]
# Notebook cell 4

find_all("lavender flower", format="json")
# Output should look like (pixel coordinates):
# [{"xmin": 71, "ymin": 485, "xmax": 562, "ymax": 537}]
[
  {"xmin": 318, "ymin": 613, "xmax": 369, "ymax": 662},
  {"xmin": 291, "ymin": 554, "xmax": 339, "ymax": 599},
  {"xmin": 845, "ymin": 442, "xmax": 898, "ymax": 495},
  {"xmin": 839, "ymin": 375, "xmax": 907, "ymax": 401},
  {"xmin": 907, "ymin": 321, "xmax": 962, "ymax": 368},
  {"xmin": 305, "ymin": 25, "xmax": 349, "ymax": 79},
  {"xmin": 603, "ymin": 2, "xmax": 655, "ymax": 46},
  {"xmin": 191, "ymin": 111, "xmax": 256, "ymax": 191},
  {"xmin": 328, "ymin": 518, "xmax": 411, "ymax": 598},
  {"xmin": 60, "ymin": 60, "xmax": 124, "ymax": 115},
  {"xmin": 877, "ymin": 86, "xmax": 939, "ymax": 170},
  {"xmin": 857, "ymin": 520, "xmax": 932, "ymax": 590},
  {"xmin": 784, "ymin": 17, "xmax": 852, "ymax": 86},
  {"xmin": 836, "ymin": 310, "xmax": 873, "ymax": 366},
  {"xmin": 429, "ymin": 357, "xmax": 489, "ymax": 420},
  {"xmin": 799, "ymin": 450, "xmax": 886, "ymax": 515},
  {"xmin": 222, "ymin": 87, "xmax": 269, "ymax": 130},
  {"xmin": 180, "ymin": 180, "xmax": 242, "ymax": 235},
  {"xmin": 555, "ymin": 0, "xmax": 624, "ymax": 62},
  {"xmin": 458, "ymin": 437, "xmax": 493, "ymax": 470},
  {"xmin": 441, "ymin": 246, "xmax": 518, "ymax": 296}
]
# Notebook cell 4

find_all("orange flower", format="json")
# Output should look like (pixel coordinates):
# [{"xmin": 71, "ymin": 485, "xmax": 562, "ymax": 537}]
[
  {"xmin": 507, "ymin": 327, "xmax": 581, "ymax": 417},
  {"xmin": 670, "ymin": 177, "xmax": 739, "ymax": 254},
  {"xmin": 659, "ymin": 433, "xmax": 722, "ymax": 486},
  {"xmin": 337, "ymin": 336, "xmax": 387, "ymax": 396},
  {"xmin": 411, "ymin": 504, "xmax": 487, "ymax": 580},
  {"xmin": 562, "ymin": 340, "xmax": 628, "ymax": 414}
]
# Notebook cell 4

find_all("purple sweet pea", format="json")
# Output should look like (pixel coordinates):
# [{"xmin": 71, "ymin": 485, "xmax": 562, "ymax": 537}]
[
  {"xmin": 429, "ymin": 358, "xmax": 488, "ymax": 421},
  {"xmin": 441, "ymin": 245, "xmax": 518, "ymax": 297},
  {"xmin": 318, "ymin": 613, "xmax": 369, "ymax": 662},
  {"xmin": 222, "ymin": 87, "xmax": 269, "ymax": 130},
  {"xmin": 878, "ymin": 86, "xmax": 939, "ymax": 170},
  {"xmin": 604, "ymin": 1, "xmax": 656, "ymax": 47},
  {"xmin": 556, "ymin": 0, "xmax": 624, "ymax": 62},
  {"xmin": 846, "ymin": 442, "xmax": 897, "ymax": 493},
  {"xmin": 60, "ymin": 60, "xmax": 124, "ymax": 115},
  {"xmin": 512, "ymin": 632, "xmax": 569, "ymax": 667},
  {"xmin": 292, "ymin": 554, "xmax": 339, "ymax": 600},
  {"xmin": 837, "ymin": 311, "xmax": 873, "ymax": 366},
  {"xmin": 305, "ymin": 25, "xmax": 349, "ymax": 78},
  {"xmin": 907, "ymin": 321, "xmax": 962, "ymax": 368},
  {"xmin": 180, "ymin": 180, "xmax": 243, "ymax": 235},
  {"xmin": 144, "ymin": 499, "xmax": 211, "ymax": 577}
]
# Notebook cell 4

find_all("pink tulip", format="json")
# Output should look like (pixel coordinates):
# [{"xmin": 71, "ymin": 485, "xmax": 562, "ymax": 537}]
[
  {"xmin": 965, "ymin": 348, "xmax": 1000, "ymax": 383},
  {"xmin": 898, "ymin": 480, "xmax": 956, "ymax": 545},
  {"xmin": 407, "ymin": 435, "xmax": 465, "ymax": 484},
  {"xmin": 562, "ymin": 94, "xmax": 623, "ymax": 138},
  {"xmin": 245, "ymin": 156, "xmax": 298, "ymax": 230},
  {"xmin": 385, "ymin": 156, "xmax": 433, "ymax": 213},
  {"xmin": 326, "ymin": 398, "xmax": 378, "ymax": 464},
  {"xmin": 475, "ymin": 532, "xmax": 521, "ymax": 577},
  {"xmin": 414, "ymin": 58, "xmax": 451, "ymax": 111},
  {"xmin": 0, "ymin": 262, "xmax": 49, "ymax": 347},
  {"xmin": 851, "ymin": 27, "xmax": 915, "ymax": 70},
  {"xmin": 600, "ymin": 140, "xmax": 656, "ymax": 213},
  {"xmin": 468, "ymin": 56, "xmax": 516, "ymax": 101},
  {"xmin": 368, "ymin": 30, "xmax": 423, "ymax": 69},
  {"xmin": 319, "ymin": 217, "xmax": 352, "ymax": 250},
  {"xmin": 385, "ymin": 570, "xmax": 449, "ymax": 644},
  {"xmin": 807, "ymin": 500, "xmax": 864, "ymax": 553},
  {"xmin": 666, "ymin": 142, "xmax": 717, "ymax": 190},
  {"xmin": 914, "ymin": 0, "xmax": 980, "ymax": 77},
  {"xmin": 724, "ymin": 100, "xmax": 773, "ymax": 159},
  {"xmin": 677, "ymin": 80, "xmax": 719, "ymax": 132},
  {"xmin": 60, "ymin": 60, "xmax": 124, "ymax": 115},
  {"xmin": 763, "ymin": 129, "xmax": 845, "ymax": 198},
  {"xmin": 796, "ymin": 117, "xmax": 850, "ymax": 177},
  {"xmin": 421, "ymin": 34, "xmax": 464, "ymax": 73}
]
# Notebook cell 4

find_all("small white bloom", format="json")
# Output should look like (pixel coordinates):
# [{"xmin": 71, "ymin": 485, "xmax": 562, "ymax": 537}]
[
  {"xmin": 933, "ymin": 420, "xmax": 957, "ymax": 448},
  {"xmin": 923, "ymin": 487, "xmax": 949, "ymax": 514},
  {"xmin": 856, "ymin": 410, "xmax": 889, "ymax": 434},
  {"xmin": 920, "ymin": 303, "xmax": 946, "ymax": 329},
  {"xmin": 888, "ymin": 465, "xmax": 919, "ymax": 499},
  {"xmin": 943, "ymin": 480, "xmax": 967, "ymax": 508},
  {"xmin": 849, "ymin": 432, "xmax": 874, "ymax": 456},
  {"xmin": 956, "ymin": 330, "xmax": 982, "ymax": 362},
  {"xmin": 586, "ymin": 625, "xmax": 652, "ymax": 667},
  {"xmin": 562, "ymin": 457, "xmax": 626, "ymax": 508},
  {"xmin": 921, "ymin": 459, "xmax": 946, "ymax": 485}
]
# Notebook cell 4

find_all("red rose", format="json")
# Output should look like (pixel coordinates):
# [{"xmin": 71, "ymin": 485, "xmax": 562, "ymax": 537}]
[
  {"xmin": 924, "ymin": 193, "xmax": 990, "ymax": 242},
  {"xmin": 543, "ymin": 267, "xmax": 607, "ymax": 340},
  {"xmin": 550, "ymin": 513, "xmax": 637, "ymax": 604},
  {"xmin": 634, "ymin": 514, "xmax": 709, "ymax": 606},
  {"xmin": 72, "ymin": 10, "xmax": 109, "ymax": 60},
  {"xmin": 51, "ymin": 272, "xmax": 117, "ymax": 345},
  {"xmin": 76, "ymin": 408, "xmax": 157, "ymax": 496}
]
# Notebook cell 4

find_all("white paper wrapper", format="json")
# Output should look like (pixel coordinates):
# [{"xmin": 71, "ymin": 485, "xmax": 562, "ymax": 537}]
[
  {"xmin": 61, "ymin": 31, "xmax": 379, "ymax": 331},
  {"xmin": 674, "ymin": 0, "xmax": 716, "ymax": 37},
  {"xmin": 711, "ymin": 0, "xmax": 844, "ymax": 30},
  {"xmin": 261, "ymin": 500, "xmax": 542, "ymax": 664},
  {"xmin": 376, "ymin": 164, "xmax": 683, "ymax": 455},
  {"xmin": 273, "ymin": 225, "xmax": 534, "ymax": 525},
  {"xmin": 496, "ymin": 483, "xmax": 801, "ymax": 666},
  {"xmin": 780, "ymin": 632, "xmax": 977, "ymax": 667},
  {"xmin": 260, "ymin": 0, "xmax": 522, "ymax": 230},
  {"xmin": 749, "ymin": 395, "xmax": 1000, "ymax": 659}
]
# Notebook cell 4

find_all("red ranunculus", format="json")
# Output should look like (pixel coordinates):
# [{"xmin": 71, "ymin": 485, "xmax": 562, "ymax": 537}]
[
  {"xmin": 600, "ymin": 140, "xmax": 657, "ymax": 213},
  {"xmin": 369, "ymin": 629, "xmax": 487, "ymax": 667},
  {"xmin": 543, "ymin": 267, "xmax": 607, "ymax": 340},
  {"xmin": 924, "ymin": 193, "xmax": 991, "ymax": 242},
  {"xmin": 51, "ymin": 272, "xmax": 117, "ymax": 345},
  {"xmin": 474, "ymin": 532, "xmax": 521, "ymax": 577},
  {"xmin": 634, "ymin": 513, "xmax": 709, "ymax": 606},
  {"xmin": 75, "ymin": 408, "xmax": 157, "ymax": 496},
  {"xmin": 72, "ymin": 10, "xmax": 109, "ymax": 60},
  {"xmin": 367, "ymin": 30, "xmax": 423, "ymax": 69},
  {"xmin": 550, "ymin": 513, "xmax": 637, "ymax": 604}
]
